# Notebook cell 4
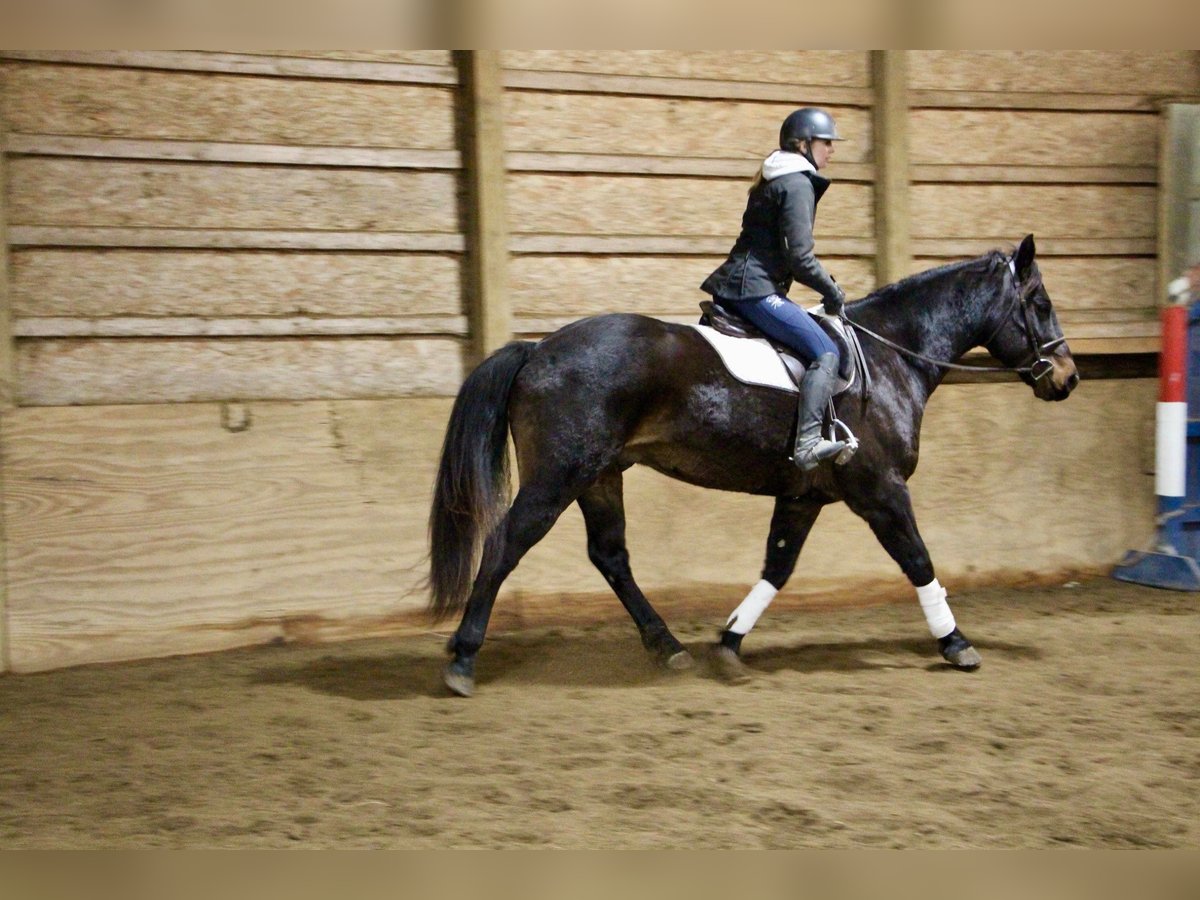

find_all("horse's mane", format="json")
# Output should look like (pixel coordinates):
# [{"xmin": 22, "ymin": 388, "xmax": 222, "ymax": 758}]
[{"xmin": 856, "ymin": 249, "xmax": 1011, "ymax": 309}]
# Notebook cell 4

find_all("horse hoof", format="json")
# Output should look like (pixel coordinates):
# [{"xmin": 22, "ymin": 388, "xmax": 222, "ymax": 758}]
[
  {"xmin": 946, "ymin": 646, "xmax": 982, "ymax": 670},
  {"xmin": 443, "ymin": 663, "xmax": 475, "ymax": 697},
  {"xmin": 666, "ymin": 649, "xmax": 694, "ymax": 671},
  {"xmin": 714, "ymin": 645, "xmax": 753, "ymax": 684},
  {"xmin": 938, "ymin": 628, "xmax": 982, "ymax": 670}
]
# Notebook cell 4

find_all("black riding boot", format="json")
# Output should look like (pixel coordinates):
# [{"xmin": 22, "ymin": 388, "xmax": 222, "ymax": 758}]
[{"xmin": 792, "ymin": 352, "xmax": 847, "ymax": 471}]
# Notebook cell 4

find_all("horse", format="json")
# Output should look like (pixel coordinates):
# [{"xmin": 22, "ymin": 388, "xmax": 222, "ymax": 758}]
[{"xmin": 428, "ymin": 234, "xmax": 1079, "ymax": 696}]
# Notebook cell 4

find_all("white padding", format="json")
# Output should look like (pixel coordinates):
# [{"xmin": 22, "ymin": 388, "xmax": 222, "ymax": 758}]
[
  {"xmin": 1156, "ymin": 402, "xmax": 1187, "ymax": 498},
  {"xmin": 916, "ymin": 579, "xmax": 956, "ymax": 639},
  {"xmin": 725, "ymin": 580, "xmax": 778, "ymax": 635}
]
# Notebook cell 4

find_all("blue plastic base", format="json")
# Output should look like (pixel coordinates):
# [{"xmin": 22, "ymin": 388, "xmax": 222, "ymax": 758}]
[{"xmin": 1111, "ymin": 549, "xmax": 1200, "ymax": 591}]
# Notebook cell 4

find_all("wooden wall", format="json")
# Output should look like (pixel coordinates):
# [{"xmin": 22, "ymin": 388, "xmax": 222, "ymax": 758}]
[
  {"xmin": 1, "ymin": 51, "xmax": 1196, "ymax": 672},
  {"xmin": 501, "ymin": 51, "xmax": 877, "ymax": 333},
  {"xmin": 2, "ymin": 51, "xmax": 467, "ymax": 405},
  {"xmin": 907, "ymin": 51, "xmax": 1199, "ymax": 354}
]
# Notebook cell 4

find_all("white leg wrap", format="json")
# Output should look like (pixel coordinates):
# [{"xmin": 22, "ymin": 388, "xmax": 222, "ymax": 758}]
[
  {"xmin": 916, "ymin": 579, "xmax": 956, "ymax": 639},
  {"xmin": 725, "ymin": 580, "xmax": 778, "ymax": 635}
]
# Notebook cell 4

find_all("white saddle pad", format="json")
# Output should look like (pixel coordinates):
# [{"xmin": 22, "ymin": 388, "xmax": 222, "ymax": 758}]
[{"xmin": 691, "ymin": 324, "xmax": 798, "ymax": 392}]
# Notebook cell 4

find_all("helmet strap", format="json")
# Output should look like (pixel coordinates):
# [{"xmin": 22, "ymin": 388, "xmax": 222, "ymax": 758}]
[{"xmin": 798, "ymin": 140, "xmax": 817, "ymax": 168}]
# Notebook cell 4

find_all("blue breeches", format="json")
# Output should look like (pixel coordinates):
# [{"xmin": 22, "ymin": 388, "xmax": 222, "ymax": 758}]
[{"xmin": 723, "ymin": 294, "xmax": 838, "ymax": 366}]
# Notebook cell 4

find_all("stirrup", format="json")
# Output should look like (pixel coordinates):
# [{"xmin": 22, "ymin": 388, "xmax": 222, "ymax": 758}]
[{"xmin": 830, "ymin": 417, "xmax": 859, "ymax": 465}]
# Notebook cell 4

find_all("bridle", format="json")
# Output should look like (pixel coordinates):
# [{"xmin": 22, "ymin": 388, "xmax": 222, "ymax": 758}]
[{"xmin": 843, "ymin": 256, "xmax": 1067, "ymax": 381}]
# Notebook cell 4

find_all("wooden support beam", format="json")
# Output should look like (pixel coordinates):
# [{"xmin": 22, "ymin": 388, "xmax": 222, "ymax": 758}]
[
  {"xmin": 457, "ymin": 50, "xmax": 512, "ymax": 365},
  {"xmin": 1, "ymin": 101, "xmax": 13, "ymax": 671},
  {"xmin": 872, "ymin": 51, "xmax": 911, "ymax": 287}
]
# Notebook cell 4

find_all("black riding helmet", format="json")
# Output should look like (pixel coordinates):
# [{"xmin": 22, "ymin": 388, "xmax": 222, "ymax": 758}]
[{"xmin": 779, "ymin": 107, "xmax": 844, "ymax": 166}]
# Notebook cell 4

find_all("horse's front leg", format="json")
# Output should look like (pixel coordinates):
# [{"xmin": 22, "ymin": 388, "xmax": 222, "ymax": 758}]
[
  {"xmin": 843, "ymin": 476, "xmax": 981, "ymax": 670},
  {"xmin": 715, "ymin": 495, "xmax": 824, "ymax": 682}
]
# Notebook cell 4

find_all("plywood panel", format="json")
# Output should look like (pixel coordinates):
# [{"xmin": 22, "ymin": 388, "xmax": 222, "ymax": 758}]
[
  {"xmin": 16, "ymin": 337, "xmax": 464, "ymax": 405},
  {"xmin": 505, "ymin": 92, "xmax": 872, "ymax": 161},
  {"xmin": 1, "ymin": 399, "xmax": 451, "ymax": 671},
  {"xmin": 2, "ymin": 63, "xmax": 458, "ymax": 149},
  {"xmin": 508, "ymin": 174, "xmax": 873, "ymax": 239},
  {"xmin": 910, "ymin": 110, "xmax": 1157, "ymax": 167},
  {"xmin": 502, "ymin": 51, "xmax": 870, "ymax": 86},
  {"xmin": 911, "ymin": 184, "xmax": 1156, "ymax": 240},
  {"xmin": 8, "ymin": 159, "xmax": 461, "ymax": 232},
  {"xmin": 511, "ymin": 255, "xmax": 877, "ymax": 318},
  {"xmin": 909, "ymin": 51, "xmax": 1200, "ymax": 96},
  {"xmin": 10, "ymin": 249, "xmax": 463, "ymax": 319}
]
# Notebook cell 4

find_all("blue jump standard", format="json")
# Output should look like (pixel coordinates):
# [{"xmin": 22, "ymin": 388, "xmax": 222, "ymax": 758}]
[
  {"xmin": 1113, "ymin": 298, "xmax": 1200, "ymax": 591},
  {"xmin": 1108, "ymin": 494, "xmax": 1200, "ymax": 592},
  {"xmin": 1112, "ymin": 417, "xmax": 1200, "ymax": 591}
]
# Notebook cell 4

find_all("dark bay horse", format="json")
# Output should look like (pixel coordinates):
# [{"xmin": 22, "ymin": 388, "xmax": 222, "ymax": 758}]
[{"xmin": 429, "ymin": 235, "xmax": 1079, "ymax": 696}]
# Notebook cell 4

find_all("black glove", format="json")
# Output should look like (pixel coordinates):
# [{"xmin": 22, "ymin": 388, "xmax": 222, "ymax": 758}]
[{"xmin": 822, "ymin": 283, "xmax": 846, "ymax": 317}]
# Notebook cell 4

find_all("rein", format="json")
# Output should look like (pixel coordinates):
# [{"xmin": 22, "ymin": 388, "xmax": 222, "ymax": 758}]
[{"xmin": 842, "ymin": 260, "xmax": 1066, "ymax": 380}]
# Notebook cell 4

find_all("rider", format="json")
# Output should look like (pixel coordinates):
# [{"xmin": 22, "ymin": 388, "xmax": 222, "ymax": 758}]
[{"xmin": 701, "ymin": 106, "xmax": 849, "ymax": 471}]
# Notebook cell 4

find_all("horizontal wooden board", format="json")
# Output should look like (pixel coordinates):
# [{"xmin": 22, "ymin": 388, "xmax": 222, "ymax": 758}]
[
  {"xmin": 233, "ymin": 51, "xmax": 453, "ymax": 66},
  {"xmin": 8, "ymin": 227, "xmax": 465, "ymax": 252},
  {"xmin": 911, "ymin": 164, "xmax": 1156, "ymax": 185},
  {"xmin": 9, "ymin": 249, "xmax": 463, "ymax": 319},
  {"xmin": 910, "ymin": 91, "xmax": 1164, "ymax": 112},
  {"xmin": 1, "ymin": 398, "xmax": 454, "ymax": 671},
  {"xmin": 909, "ymin": 51, "xmax": 1200, "ymax": 96},
  {"xmin": 507, "ymin": 174, "xmax": 873, "ymax": 239},
  {"xmin": 909, "ymin": 110, "xmax": 1158, "ymax": 167},
  {"xmin": 14, "ymin": 317, "xmax": 470, "ymax": 338},
  {"xmin": 1, "ymin": 62, "xmax": 459, "ymax": 149},
  {"xmin": 7, "ymin": 158, "xmax": 462, "ymax": 232},
  {"xmin": 911, "ymin": 184, "xmax": 1156, "ymax": 241},
  {"xmin": 510, "ymin": 235, "xmax": 875, "ymax": 256},
  {"xmin": 504, "ymin": 92, "xmax": 872, "ymax": 162},
  {"xmin": 914, "ymin": 255, "xmax": 1158, "ymax": 313},
  {"xmin": 2, "ymin": 52, "xmax": 457, "ymax": 83},
  {"xmin": 912, "ymin": 238, "xmax": 1157, "ymax": 257},
  {"xmin": 504, "ymin": 70, "xmax": 872, "ymax": 106},
  {"xmin": 6, "ymin": 135, "xmax": 463, "ymax": 170},
  {"xmin": 508, "ymin": 152, "xmax": 874, "ymax": 182},
  {"xmin": 510, "ymin": 255, "xmax": 877, "ymax": 318},
  {"xmin": 1062, "ymin": 337, "xmax": 1159, "ymax": 354},
  {"xmin": 501, "ymin": 51, "xmax": 871, "ymax": 87},
  {"xmin": 16, "ymin": 337, "xmax": 465, "ymax": 405}
]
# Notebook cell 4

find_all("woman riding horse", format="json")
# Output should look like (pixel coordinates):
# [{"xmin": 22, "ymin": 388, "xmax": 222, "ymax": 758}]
[{"xmin": 701, "ymin": 107, "xmax": 850, "ymax": 473}]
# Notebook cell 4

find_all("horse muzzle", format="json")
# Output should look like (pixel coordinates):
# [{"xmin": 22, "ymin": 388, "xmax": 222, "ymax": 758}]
[{"xmin": 1030, "ymin": 346, "xmax": 1079, "ymax": 401}]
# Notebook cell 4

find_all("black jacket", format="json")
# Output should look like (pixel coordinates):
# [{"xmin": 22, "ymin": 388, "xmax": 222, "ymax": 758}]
[{"xmin": 701, "ymin": 167, "xmax": 840, "ymax": 303}]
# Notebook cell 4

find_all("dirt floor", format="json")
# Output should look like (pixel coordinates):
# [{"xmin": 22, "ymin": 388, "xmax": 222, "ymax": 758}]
[{"xmin": 1, "ymin": 576, "xmax": 1197, "ymax": 848}]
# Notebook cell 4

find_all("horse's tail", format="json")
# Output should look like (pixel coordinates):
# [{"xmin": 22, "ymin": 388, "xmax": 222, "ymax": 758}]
[{"xmin": 428, "ymin": 340, "xmax": 536, "ymax": 620}]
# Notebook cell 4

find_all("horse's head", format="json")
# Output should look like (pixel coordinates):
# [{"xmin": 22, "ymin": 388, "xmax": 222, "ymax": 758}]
[{"xmin": 983, "ymin": 234, "xmax": 1079, "ymax": 401}]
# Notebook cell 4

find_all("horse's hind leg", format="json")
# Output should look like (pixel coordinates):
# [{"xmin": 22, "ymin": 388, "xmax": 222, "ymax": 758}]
[
  {"xmin": 576, "ymin": 469, "xmax": 692, "ymax": 670},
  {"xmin": 444, "ymin": 483, "xmax": 574, "ymax": 696}
]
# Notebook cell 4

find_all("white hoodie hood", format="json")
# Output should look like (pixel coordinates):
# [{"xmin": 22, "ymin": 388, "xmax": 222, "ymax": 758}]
[{"xmin": 761, "ymin": 149, "xmax": 816, "ymax": 181}]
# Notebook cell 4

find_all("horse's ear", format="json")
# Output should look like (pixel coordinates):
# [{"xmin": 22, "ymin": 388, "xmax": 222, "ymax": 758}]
[{"xmin": 1014, "ymin": 234, "xmax": 1037, "ymax": 277}]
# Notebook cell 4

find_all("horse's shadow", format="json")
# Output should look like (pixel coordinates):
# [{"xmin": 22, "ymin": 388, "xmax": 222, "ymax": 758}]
[
  {"xmin": 250, "ymin": 630, "xmax": 1042, "ymax": 700},
  {"xmin": 251, "ymin": 650, "xmax": 447, "ymax": 701},
  {"xmin": 740, "ymin": 634, "xmax": 1043, "ymax": 675}
]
